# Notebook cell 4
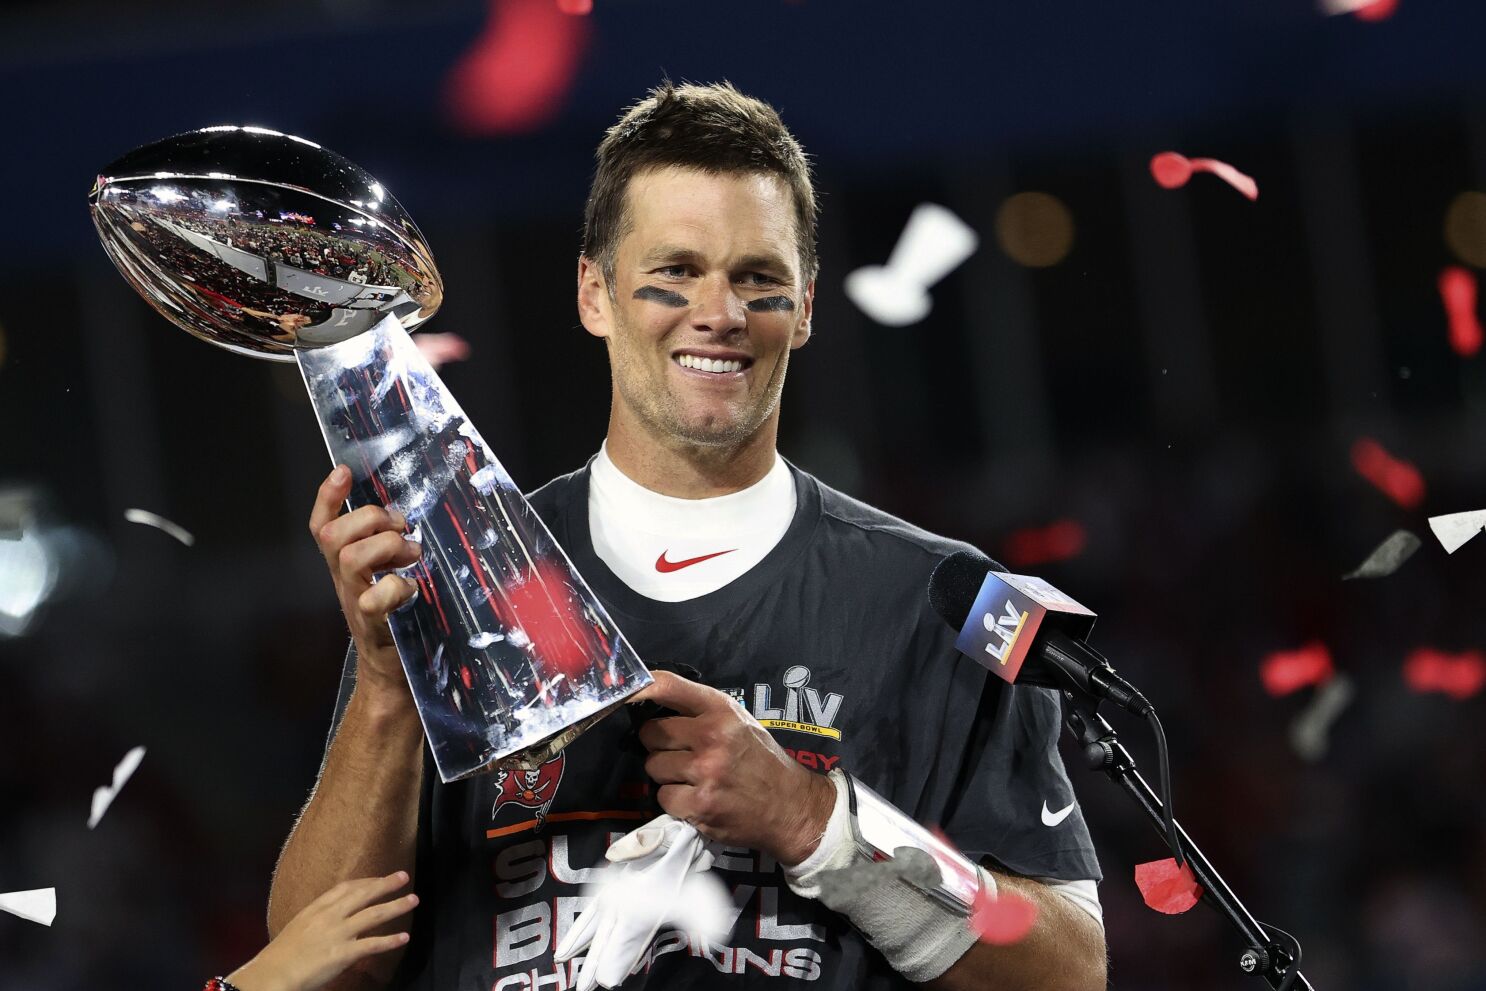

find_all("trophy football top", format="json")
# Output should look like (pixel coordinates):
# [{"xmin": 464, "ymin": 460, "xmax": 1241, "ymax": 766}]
[{"xmin": 89, "ymin": 125, "xmax": 444, "ymax": 362}]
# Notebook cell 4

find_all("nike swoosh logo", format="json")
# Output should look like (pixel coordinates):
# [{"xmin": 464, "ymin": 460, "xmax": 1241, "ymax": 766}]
[
  {"xmin": 1041, "ymin": 800, "xmax": 1075, "ymax": 827},
  {"xmin": 655, "ymin": 548, "xmax": 738, "ymax": 573}
]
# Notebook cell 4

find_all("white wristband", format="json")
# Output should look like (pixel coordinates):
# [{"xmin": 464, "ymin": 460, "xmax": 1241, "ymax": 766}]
[{"xmin": 784, "ymin": 771, "xmax": 993, "ymax": 983}]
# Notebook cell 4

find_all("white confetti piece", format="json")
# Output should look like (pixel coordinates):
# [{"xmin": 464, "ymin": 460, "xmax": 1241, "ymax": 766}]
[
  {"xmin": 1343, "ymin": 530, "xmax": 1421, "ymax": 580},
  {"xmin": 1290, "ymin": 673, "xmax": 1355, "ymax": 762},
  {"xmin": 89, "ymin": 745, "xmax": 146, "ymax": 829},
  {"xmin": 123, "ymin": 508, "xmax": 194, "ymax": 546},
  {"xmin": 0, "ymin": 888, "xmax": 56, "ymax": 926},
  {"xmin": 469, "ymin": 631, "xmax": 505, "ymax": 649},
  {"xmin": 1428, "ymin": 510, "xmax": 1486, "ymax": 554},
  {"xmin": 845, "ymin": 204, "xmax": 978, "ymax": 326}
]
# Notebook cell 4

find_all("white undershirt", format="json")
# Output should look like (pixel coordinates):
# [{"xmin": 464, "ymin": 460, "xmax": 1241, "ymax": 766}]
[
  {"xmin": 588, "ymin": 444, "xmax": 1103, "ymax": 923},
  {"xmin": 587, "ymin": 442, "xmax": 796, "ymax": 602}
]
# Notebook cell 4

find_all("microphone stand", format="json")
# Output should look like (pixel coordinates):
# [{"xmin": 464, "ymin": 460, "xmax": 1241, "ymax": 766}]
[{"xmin": 1061, "ymin": 691, "xmax": 1313, "ymax": 990}]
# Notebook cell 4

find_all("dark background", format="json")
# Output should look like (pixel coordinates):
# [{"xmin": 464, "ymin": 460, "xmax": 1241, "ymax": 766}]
[{"xmin": 2, "ymin": 0, "xmax": 1485, "ymax": 987}]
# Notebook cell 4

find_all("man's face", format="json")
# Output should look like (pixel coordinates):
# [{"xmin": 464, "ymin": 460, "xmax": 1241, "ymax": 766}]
[{"xmin": 578, "ymin": 166, "xmax": 814, "ymax": 449}]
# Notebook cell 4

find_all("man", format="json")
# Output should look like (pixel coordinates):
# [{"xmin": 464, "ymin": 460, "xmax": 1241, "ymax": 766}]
[{"xmin": 268, "ymin": 81, "xmax": 1106, "ymax": 990}]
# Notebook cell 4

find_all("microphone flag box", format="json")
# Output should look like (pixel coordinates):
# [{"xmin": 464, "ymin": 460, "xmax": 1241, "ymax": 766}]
[{"xmin": 954, "ymin": 572, "xmax": 1096, "ymax": 685}]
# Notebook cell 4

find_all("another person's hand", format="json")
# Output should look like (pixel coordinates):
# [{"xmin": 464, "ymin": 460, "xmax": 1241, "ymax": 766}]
[
  {"xmin": 309, "ymin": 465, "xmax": 422, "ymax": 695},
  {"xmin": 226, "ymin": 872, "xmax": 417, "ymax": 991},
  {"xmin": 633, "ymin": 671, "xmax": 837, "ymax": 865}
]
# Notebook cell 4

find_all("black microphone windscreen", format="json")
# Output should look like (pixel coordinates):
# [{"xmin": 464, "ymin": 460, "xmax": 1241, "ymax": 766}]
[{"xmin": 927, "ymin": 550, "xmax": 1001, "ymax": 630}]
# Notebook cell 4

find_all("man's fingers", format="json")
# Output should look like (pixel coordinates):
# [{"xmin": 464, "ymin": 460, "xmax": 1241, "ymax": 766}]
[
  {"xmin": 643, "ymin": 748, "xmax": 696, "ymax": 785},
  {"xmin": 359, "ymin": 574, "xmax": 419, "ymax": 618},
  {"xmin": 319, "ymin": 505, "xmax": 408, "ymax": 560},
  {"xmin": 339, "ymin": 531, "xmax": 422, "ymax": 583},
  {"xmin": 344, "ymin": 892, "xmax": 419, "ymax": 935},
  {"xmin": 629, "ymin": 670, "xmax": 726, "ymax": 717},
  {"xmin": 637, "ymin": 715, "xmax": 693, "ymax": 753},
  {"xmin": 655, "ymin": 783, "xmax": 700, "ymax": 825},
  {"xmin": 309, "ymin": 465, "xmax": 353, "ymax": 537}
]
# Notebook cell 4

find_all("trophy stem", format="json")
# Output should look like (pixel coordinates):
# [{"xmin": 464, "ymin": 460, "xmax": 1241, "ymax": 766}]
[{"xmin": 294, "ymin": 319, "xmax": 651, "ymax": 782}]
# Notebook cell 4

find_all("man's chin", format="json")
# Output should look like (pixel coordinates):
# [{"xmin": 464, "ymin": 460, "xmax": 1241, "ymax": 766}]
[{"xmin": 665, "ymin": 412, "xmax": 758, "ymax": 448}]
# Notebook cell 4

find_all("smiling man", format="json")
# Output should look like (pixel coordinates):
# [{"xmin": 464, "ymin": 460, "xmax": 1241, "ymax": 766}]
[{"xmin": 267, "ymin": 81, "xmax": 1106, "ymax": 991}]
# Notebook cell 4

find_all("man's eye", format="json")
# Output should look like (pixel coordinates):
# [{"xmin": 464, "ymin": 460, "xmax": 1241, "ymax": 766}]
[
  {"xmin": 741, "ymin": 272, "xmax": 778, "ymax": 287},
  {"xmin": 658, "ymin": 265, "xmax": 690, "ymax": 278}
]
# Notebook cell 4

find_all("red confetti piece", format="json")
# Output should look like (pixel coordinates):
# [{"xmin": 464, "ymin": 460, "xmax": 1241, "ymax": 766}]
[
  {"xmin": 1134, "ymin": 858, "xmax": 1203, "ymax": 915},
  {"xmin": 1260, "ymin": 641, "xmax": 1335, "ymax": 697},
  {"xmin": 1002, "ymin": 519, "xmax": 1087, "ymax": 568},
  {"xmin": 1350, "ymin": 437, "xmax": 1425, "ymax": 509},
  {"xmin": 444, "ymin": 0, "xmax": 591, "ymax": 135},
  {"xmin": 1320, "ymin": 0, "xmax": 1398, "ymax": 19},
  {"xmin": 1403, "ymin": 648, "xmax": 1486, "ymax": 700},
  {"xmin": 556, "ymin": 0, "xmax": 592, "ymax": 11},
  {"xmin": 1149, "ymin": 152, "xmax": 1259, "ymax": 201},
  {"xmin": 1354, "ymin": 0, "xmax": 1398, "ymax": 20},
  {"xmin": 1438, "ymin": 267, "xmax": 1483, "ymax": 357},
  {"xmin": 970, "ymin": 883, "xmax": 1039, "ymax": 945}
]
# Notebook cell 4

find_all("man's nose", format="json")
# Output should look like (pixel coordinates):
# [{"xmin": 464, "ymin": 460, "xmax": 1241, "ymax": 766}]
[{"xmin": 688, "ymin": 275, "xmax": 748, "ymax": 334}]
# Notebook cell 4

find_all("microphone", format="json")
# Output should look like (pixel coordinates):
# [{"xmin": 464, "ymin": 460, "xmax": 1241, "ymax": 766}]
[{"xmin": 928, "ymin": 550, "xmax": 1152, "ymax": 716}]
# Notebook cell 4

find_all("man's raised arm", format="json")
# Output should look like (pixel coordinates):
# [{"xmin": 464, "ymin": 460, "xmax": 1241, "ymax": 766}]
[{"xmin": 267, "ymin": 465, "xmax": 427, "ymax": 988}]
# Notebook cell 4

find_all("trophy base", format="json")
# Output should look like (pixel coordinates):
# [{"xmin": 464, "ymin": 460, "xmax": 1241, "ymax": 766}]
[{"xmin": 493, "ymin": 704, "xmax": 621, "ymax": 772}]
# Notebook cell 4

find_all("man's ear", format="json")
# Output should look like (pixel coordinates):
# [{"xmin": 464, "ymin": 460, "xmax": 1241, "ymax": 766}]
[
  {"xmin": 577, "ymin": 255, "xmax": 613, "ymax": 340},
  {"xmin": 790, "ymin": 279, "xmax": 815, "ymax": 349}
]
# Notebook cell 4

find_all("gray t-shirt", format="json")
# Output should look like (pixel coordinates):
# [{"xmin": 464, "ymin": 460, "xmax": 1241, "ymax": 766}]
[{"xmin": 326, "ymin": 464, "xmax": 1100, "ymax": 990}]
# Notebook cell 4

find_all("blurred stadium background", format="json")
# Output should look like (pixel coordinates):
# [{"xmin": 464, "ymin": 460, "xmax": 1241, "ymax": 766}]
[{"xmin": 2, "ymin": 0, "xmax": 1485, "ymax": 987}]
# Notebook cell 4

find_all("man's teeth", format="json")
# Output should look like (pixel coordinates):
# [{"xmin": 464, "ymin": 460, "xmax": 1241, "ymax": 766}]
[{"xmin": 676, "ymin": 354, "xmax": 744, "ymax": 373}]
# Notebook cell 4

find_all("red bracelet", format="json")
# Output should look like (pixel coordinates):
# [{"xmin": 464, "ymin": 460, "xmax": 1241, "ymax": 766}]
[{"xmin": 204, "ymin": 978, "xmax": 241, "ymax": 991}]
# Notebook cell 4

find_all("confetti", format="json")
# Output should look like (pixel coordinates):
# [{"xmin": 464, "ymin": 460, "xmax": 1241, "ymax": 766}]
[
  {"xmin": 1134, "ymin": 858, "xmax": 1202, "ymax": 915},
  {"xmin": 88, "ymin": 745, "xmax": 145, "ymax": 829},
  {"xmin": 1342, "ymin": 530, "xmax": 1421, "ymax": 580},
  {"xmin": 412, "ymin": 331, "xmax": 473, "ymax": 369},
  {"xmin": 1320, "ymin": 0, "xmax": 1398, "ymax": 19},
  {"xmin": 1428, "ymin": 509, "xmax": 1486, "ymax": 553},
  {"xmin": 844, "ymin": 204, "xmax": 978, "ymax": 326},
  {"xmin": 970, "ymin": 883, "xmax": 1039, "ymax": 945},
  {"xmin": 1350, "ymin": 437, "xmax": 1425, "ymax": 509},
  {"xmin": 1002, "ymin": 519, "xmax": 1087, "ymax": 568},
  {"xmin": 0, "ymin": 888, "xmax": 56, "ymax": 926},
  {"xmin": 1260, "ymin": 642, "xmax": 1334, "ymax": 697},
  {"xmin": 1402, "ymin": 648, "xmax": 1486, "ymax": 700},
  {"xmin": 123, "ymin": 508, "xmax": 195, "ymax": 546},
  {"xmin": 888, "ymin": 847, "xmax": 944, "ymax": 889},
  {"xmin": 1438, "ymin": 267, "xmax": 1483, "ymax": 357},
  {"xmin": 1149, "ymin": 152, "xmax": 1259, "ymax": 201},
  {"xmin": 815, "ymin": 849, "xmax": 942, "ymax": 903},
  {"xmin": 1289, "ymin": 673, "xmax": 1355, "ymax": 761},
  {"xmin": 469, "ymin": 631, "xmax": 505, "ymax": 649},
  {"xmin": 444, "ymin": 0, "xmax": 590, "ymax": 135}
]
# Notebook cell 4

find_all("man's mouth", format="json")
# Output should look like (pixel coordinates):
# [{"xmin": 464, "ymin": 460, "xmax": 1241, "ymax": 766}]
[{"xmin": 674, "ymin": 353, "xmax": 750, "ymax": 374}]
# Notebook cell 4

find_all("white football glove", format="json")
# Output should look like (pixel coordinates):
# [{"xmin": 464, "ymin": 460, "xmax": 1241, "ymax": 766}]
[{"xmin": 553, "ymin": 814, "xmax": 734, "ymax": 990}]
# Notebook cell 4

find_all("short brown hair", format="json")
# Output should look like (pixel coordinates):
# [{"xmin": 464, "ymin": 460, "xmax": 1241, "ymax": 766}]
[{"xmin": 582, "ymin": 80, "xmax": 818, "ymax": 289}]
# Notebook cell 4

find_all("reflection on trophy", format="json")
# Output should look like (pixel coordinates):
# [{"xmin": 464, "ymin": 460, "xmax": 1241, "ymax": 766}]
[{"xmin": 89, "ymin": 125, "xmax": 651, "ymax": 782}]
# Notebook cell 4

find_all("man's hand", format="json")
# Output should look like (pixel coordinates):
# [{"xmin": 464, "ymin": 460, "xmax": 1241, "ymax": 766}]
[
  {"xmin": 309, "ymin": 465, "xmax": 423, "ymax": 697},
  {"xmin": 633, "ymin": 671, "xmax": 836, "ymax": 865}
]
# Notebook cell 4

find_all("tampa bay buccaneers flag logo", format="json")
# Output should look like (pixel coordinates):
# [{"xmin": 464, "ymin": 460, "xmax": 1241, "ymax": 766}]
[{"xmin": 490, "ymin": 753, "xmax": 566, "ymax": 829}]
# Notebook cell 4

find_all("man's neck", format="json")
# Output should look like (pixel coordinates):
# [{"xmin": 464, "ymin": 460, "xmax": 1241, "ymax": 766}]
[{"xmin": 603, "ymin": 415, "xmax": 780, "ymax": 499}]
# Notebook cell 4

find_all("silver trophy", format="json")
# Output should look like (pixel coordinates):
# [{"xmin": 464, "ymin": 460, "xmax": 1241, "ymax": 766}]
[{"xmin": 90, "ymin": 125, "xmax": 651, "ymax": 781}]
